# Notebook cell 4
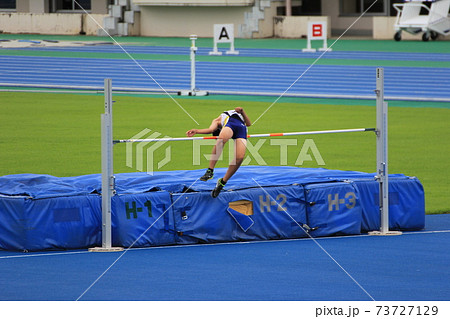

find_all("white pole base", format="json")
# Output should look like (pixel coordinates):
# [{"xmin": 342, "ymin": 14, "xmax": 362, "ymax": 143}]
[
  {"xmin": 209, "ymin": 51, "xmax": 222, "ymax": 56},
  {"xmin": 318, "ymin": 48, "xmax": 332, "ymax": 52},
  {"xmin": 89, "ymin": 246, "xmax": 124, "ymax": 252},
  {"xmin": 302, "ymin": 48, "xmax": 317, "ymax": 53},
  {"xmin": 368, "ymin": 231, "xmax": 403, "ymax": 236},
  {"xmin": 226, "ymin": 50, "xmax": 239, "ymax": 55},
  {"xmin": 178, "ymin": 90, "xmax": 209, "ymax": 96}
]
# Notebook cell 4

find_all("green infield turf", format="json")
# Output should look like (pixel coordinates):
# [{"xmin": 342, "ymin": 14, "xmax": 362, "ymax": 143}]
[{"xmin": 0, "ymin": 91, "xmax": 448, "ymax": 214}]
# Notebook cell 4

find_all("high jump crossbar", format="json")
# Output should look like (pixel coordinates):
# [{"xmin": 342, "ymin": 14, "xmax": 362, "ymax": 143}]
[
  {"xmin": 113, "ymin": 128, "xmax": 376, "ymax": 144},
  {"xmin": 92, "ymin": 67, "xmax": 398, "ymax": 252}
]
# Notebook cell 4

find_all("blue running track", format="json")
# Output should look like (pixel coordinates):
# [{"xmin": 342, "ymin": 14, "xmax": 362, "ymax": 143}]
[
  {"xmin": 0, "ymin": 46, "xmax": 449, "ymax": 101},
  {"xmin": 0, "ymin": 214, "xmax": 449, "ymax": 301}
]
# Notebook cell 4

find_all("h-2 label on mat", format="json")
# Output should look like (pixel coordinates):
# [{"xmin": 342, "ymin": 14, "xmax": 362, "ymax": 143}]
[{"xmin": 259, "ymin": 194, "xmax": 287, "ymax": 213}]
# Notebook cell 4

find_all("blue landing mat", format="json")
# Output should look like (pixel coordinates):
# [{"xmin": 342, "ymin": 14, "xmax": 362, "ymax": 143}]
[{"xmin": 0, "ymin": 166, "xmax": 425, "ymax": 251}]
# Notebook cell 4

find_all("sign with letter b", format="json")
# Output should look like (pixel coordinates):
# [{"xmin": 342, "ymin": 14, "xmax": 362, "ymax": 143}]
[{"xmin": 302, "ymin": 21, "xmax": 332, "ymax": 53}]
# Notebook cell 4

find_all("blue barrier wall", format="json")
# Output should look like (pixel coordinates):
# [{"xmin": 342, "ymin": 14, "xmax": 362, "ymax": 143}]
[
  {"xmin": 0, "ymin": 194, "xmax": 101, "ymax": 251},
  {"xmin": 0, "ymin": 167, "xmax": 426, "ymax": 251},
  {"xmin": 354, "ymin": 177, "xmax": 425, "ymax": 232}
]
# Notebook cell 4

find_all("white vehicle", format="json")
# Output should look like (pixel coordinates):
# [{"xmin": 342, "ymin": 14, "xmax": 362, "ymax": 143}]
[{"xmin": 393, "ymin": 0, "xmax": 450, "ymax": 41}]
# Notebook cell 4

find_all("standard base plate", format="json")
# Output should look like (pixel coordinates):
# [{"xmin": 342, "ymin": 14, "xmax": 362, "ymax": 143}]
[
  {"xmin": 178, "ymin": 90, "xmax": 209, "ymax": 96},
  {"xmin": 88, "ymin": 247, "xmax": 125, "ymax": 252},
  {"xmin": 368, "ymin": 231, "xmax": 403, "ymax": 236}
]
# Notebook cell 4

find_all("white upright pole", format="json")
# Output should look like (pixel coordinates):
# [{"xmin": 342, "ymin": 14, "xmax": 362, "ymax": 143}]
[
  {"xmin": 190, "ymin": 35, "xmax": 197, "ymax": 92},
  {"xmin": 102, "ymin": 78, "xmax": 114, "ymax": 248},
  {"xmin": 178, "ymin": 35, "xmax": 208, "ymax": 96},
  {"xmin": 370, "ymin": 68, "xmax": 401, "ymax": 236},
  {"xmin": 377, "ymin": 68, "xmax": 388, "ymax": 233},
  {"xmin": 89, "ymin": 79, "xmax": 124, "ymax": 252}
]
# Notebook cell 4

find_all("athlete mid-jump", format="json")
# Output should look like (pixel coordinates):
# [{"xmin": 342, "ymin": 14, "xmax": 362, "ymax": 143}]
[{"xmin": 186, "ymin": 107, "xmax": 251, "ymax": 198}]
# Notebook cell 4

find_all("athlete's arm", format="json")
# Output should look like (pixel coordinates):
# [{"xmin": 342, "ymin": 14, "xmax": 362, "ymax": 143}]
[
  {"xmin": 235, "ymin": 107, "xmax": 251, "ymax": 127},
  {"xmin": 186, "ymin": 117, "xmax": 221, "ymax": 137}
]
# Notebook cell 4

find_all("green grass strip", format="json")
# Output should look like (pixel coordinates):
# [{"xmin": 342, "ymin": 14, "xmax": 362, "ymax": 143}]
[{"xmin": 2, "ymin": 87, "xmax": 449, "ymax": 109}]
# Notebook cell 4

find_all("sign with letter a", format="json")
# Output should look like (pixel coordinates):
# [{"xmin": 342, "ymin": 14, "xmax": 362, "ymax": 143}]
[
  {"xmin": 216, "ymin": 25, "xmax": 232, "ymax": 43},
  {"xmin": 209, "ymin": 24, "xmax": 239, "ymax": 55}
]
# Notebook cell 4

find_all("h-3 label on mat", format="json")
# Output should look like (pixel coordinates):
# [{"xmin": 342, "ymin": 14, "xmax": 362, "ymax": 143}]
[{"xmin": 328, "ymin": 192, "xmax": 356, "ymax": 212}]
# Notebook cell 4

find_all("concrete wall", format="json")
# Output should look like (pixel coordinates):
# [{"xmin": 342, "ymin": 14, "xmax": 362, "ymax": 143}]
[
  {"xmin": 139, "ymin": 6, "xmax": 248, "ymax": 37},
  {"xmin": 12, "ymin": 0, "xmax": 109, "ymax": 14},
  {"xmin": 0, "ymin": 13, "xmax": 107, "ymax": 35},
  {"xmin": 16, "ymin": 0, "xmax": 29, "ymax": 13},
  {"xmin": 253, "ymin": 1, "xmax": 281, "ymax": 38},
  {"xmin": 29, "ymin": 0, "xmax": 49, "ymax": 13},
  {"xmin": 92, "ymin": 0, "xmax": 110, "ymax": 14},
  {"xmin": 273, "ymin": 16, "xmax": 330, "ymax": 38},
  {"xmin": 133, "ymin": 0, "xmax": 254, "ymax": 5},
  {"xmin": 138, "ymin": 1, "xmax": 284, "ymax": 38},
  {"xmin": 373, "ymin": 16, "xmax": 427, "ymax": 40},
  {"xmin": 321, "ymin": 0, "xmax": 373, "ymax": 36},
  {"xmin": 84, "ymin": 14, "xmax": 108, "ymax": 35},
  {"xmin": 136, "ymin": 0, "xmax": 376, "ymax": 38},
  {"xmin": 6, "ymin": 0, "xmax": 446, "ymax": 40}
]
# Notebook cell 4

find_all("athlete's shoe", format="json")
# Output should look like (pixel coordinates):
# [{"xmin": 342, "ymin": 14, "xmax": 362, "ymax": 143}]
[
  {"xmin": 200, "ymin": 168, "xmax": 214, "ymax": 181},
  {"xmin": 211, "ymin": 178, "xmax": 226, "ymax": 198}
]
